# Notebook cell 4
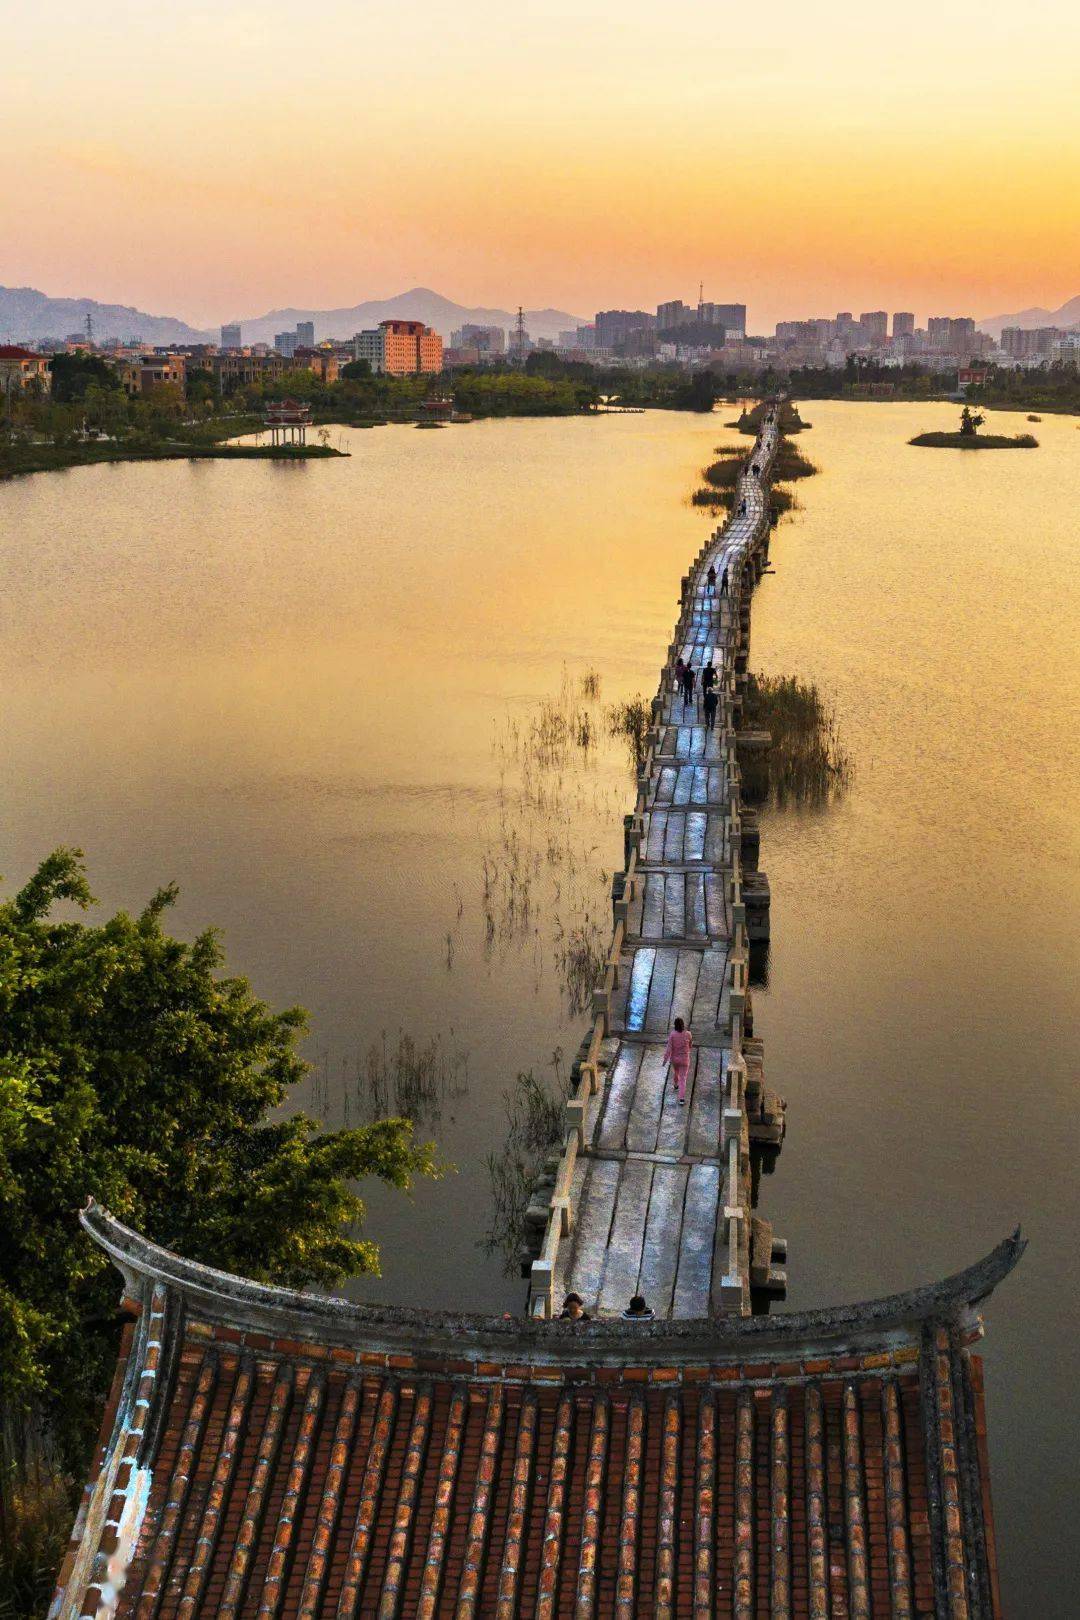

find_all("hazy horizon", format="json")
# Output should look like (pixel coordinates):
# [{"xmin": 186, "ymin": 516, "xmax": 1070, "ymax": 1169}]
[
  {"xmin": 3, "ymin": 277, "xmax": 1077, "ymax": 340},
  {"xmin": 5, "ymin": 0, "xmax": 1078, "ymax": 333}
]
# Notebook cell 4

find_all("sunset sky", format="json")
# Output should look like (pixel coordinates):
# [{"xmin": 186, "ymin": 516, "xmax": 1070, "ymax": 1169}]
[{"xmin": 5, "ymin": 0, "xmax": 1079, "ymax": 330}]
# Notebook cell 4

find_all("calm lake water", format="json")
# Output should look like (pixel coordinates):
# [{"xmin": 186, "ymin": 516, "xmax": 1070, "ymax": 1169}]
[{"xmin": 1, "ymin": 401, "xmax": 1077, "ymax": 1611}]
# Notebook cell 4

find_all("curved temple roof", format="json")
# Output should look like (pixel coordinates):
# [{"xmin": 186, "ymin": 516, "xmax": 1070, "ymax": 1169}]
[{"xmin": 50, "ymin": 1206, "xmax": 1021, "ymax": 1619}]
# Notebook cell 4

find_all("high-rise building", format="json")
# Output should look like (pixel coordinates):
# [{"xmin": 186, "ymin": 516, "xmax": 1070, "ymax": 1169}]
[
  {"xmin": 556, "ymin": 325, "xmax": 595, "ymax": 351},
  {"xmin": 296, "ymin": 321, "xmax": 315, "ymax": 347},
  {"xmin": 657, "ymin": 300, "xmax": 691, "ymax": 330},
  {"xmin": 1000, "ymin": 326, "xmax": 1063, "ymax": 360},
  {"xmin": 220, "ymin": 323, "xmax": 242, "ymax": 350},
  {"xmin": 928, "ymin": 316, "xmax": 976, "ymax": 350},
  {"xmin": 275, "ymin": 331, "xmax": 298, "ymax": 358},
  {"xmin": 450, "ymin": 324, "xmax": 505, "ymax": 355},
  {"xmin": 859, "ymin": 311, "xmax": 888, "ymax": 342},
  {"xmin": 892, "ymin": 312, "xmax": 915, "ymax": 338},
  {"xmin": 698, "ymin": 301, "xmax": 746, "ymax": 337},
  {"xmin": 352, "ymin": 320, "xmax": 443, "ymax": 375},
  {"xmin": 594, "ymin": 310, "xmax": 655, "ymax": 349}
]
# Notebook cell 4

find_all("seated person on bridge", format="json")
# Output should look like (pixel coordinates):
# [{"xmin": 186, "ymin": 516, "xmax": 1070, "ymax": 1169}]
[
  {"xmin": 558, "ymin": 1292, "xmax": 590, "ymax": 1321},
  {"xmin": 622, "ymin": 1294, "xmax": 655, "ymax": 1321}
]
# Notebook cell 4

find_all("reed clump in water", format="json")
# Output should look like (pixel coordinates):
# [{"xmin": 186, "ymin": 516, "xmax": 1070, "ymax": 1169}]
[
  {"xmin": 691, "ymin": 443, "xmax": 745, "ymax": 509},
  {"xmin": 483, "ymin": 1058, "xmax": 569, "ymax": 1270},
  {"xmin": 479, "ymin": 671, "xmax": 619, "ymax": 1005},
  {"xmin": 772, "ymin": 440, "xmax": 818, "ymax": 481},
  {"xmin": 693, "ymin": 433, "xmax": 817, "ymax": 513},
  {"xmin": 309, "ymin": 1030, "xmax": 469, "ymax": 1129},
  {"xmin": 741, "ymin": 672, "xmax": 852, "ymax": 806},
  {"xmin": 554, "ymin": 913, "xmax": 608, "ymax": 1015},
  {"xmin": 606, "ymin": 696, "xmax": 651, "ymax": 772},
  {"xmin": 730, "ymin": 400, "xmax": 810, "ymax": 434}
]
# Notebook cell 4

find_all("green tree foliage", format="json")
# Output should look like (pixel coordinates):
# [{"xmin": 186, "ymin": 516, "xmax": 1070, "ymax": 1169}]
[
  {"xmin": 0, "ymin": 849, "xmax": 438, "ymax": 1479},
  {"xmin": 47, "ymin": 354, "xmax": 125, "ymax": 405},
  {"xmin": 966, "ymin": 360, "xmax": 1080, "ymax": 413},
  {"xmin": 959, "ymin": 405, "xmax": 985, "ymax": 436},
  {"xmin": 784, "ymin": 358, "xmax": 945, "ymax": 398},
  {"xmin": 671, "ymin": 371, "xmax": 719, "ymax": 412},
  {"xmin": 450, "ymin": 370, "xmax": 597, "ymax": 416}
]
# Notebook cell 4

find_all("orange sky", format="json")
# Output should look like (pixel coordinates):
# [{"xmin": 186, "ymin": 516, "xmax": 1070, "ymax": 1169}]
[{"xmin": 4, "ymin": 0, "xmax": 1079, "ymax": 329}]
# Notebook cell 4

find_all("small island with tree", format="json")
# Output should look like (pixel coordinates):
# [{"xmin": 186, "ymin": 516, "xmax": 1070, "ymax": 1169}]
[{"xmin": 909, "ymin": 405, "xmax": 1039, "ymax": 449}]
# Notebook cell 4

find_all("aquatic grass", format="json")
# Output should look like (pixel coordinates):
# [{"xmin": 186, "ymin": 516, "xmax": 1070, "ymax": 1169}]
[
  {"xmin": 482, "ymin": 1059, "xmax": 570, "ymax": 1271},
  {"xmin": 554, "ymin": 911, "xmax": 608, "ymax": 1015},
  {"xmin": 772, "ymin": 440, "xmax": 818, "ymax": 480},
  {"xmin": 741, "ymin": 672, "xmax": 852, "ymax": 806},
  {"xmin": 691, "ymin": 445, "xmax": 744, "ymax": 509},
  {"xmin": 693, "ymin": 432, "xmax": 817, "ymax": 513},
  {"xmin": 605, "ymin": 696, "xmax": 651, "ymax": 773},
  {"xmin": 309, "ymin": 1030, "xmax": 469, "ymax": 1129},
  {"xmin": 731, "ymin": 400, "xmax": 810, "ymax": 435}
]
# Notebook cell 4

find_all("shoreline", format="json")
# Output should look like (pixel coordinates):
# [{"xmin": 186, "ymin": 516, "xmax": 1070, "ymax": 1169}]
[{"xmin": 0, "ymin": 439, "xmax": 347, "ymax": 482}]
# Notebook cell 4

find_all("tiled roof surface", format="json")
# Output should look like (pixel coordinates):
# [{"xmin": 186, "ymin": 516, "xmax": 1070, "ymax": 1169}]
[{"xmin": 50, "ymin": 1211, "xmax": 1019, "ymax": 1619}]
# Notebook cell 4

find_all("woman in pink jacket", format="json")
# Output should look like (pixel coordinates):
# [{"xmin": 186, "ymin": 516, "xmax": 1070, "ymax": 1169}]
[{"xmin": 663, "ymin": 1017, "xmax": 693, "ymax": 1106}]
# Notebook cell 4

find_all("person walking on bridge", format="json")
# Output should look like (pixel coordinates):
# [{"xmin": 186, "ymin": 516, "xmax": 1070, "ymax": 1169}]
[
  {"xmin": 681, "ymin": 663, "xmax": 696, "ymax": 710},
  {"xmin": 703, "ymin": 686, "xmax": 718, "ymax": 731},
  {"xmin": 706, "ymin": 563, "xmax": 717, "ymax": 593},
  {"xmin": 663, "ymin": 1017, "xmax": 693, "ymax": 1106},
  {"xmin": 719, "ymin": 565, "xmax": 729, "ymax": 597}
]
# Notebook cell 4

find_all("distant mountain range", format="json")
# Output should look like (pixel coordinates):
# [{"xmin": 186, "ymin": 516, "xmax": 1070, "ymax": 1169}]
[
  {"xmin": 234, "ymin": 288, "xmax": 586, "ymax": 345},
  {"xmin": 0, "ymin": 285, "xmax": 208, "ymax": 346},
  {"xmin": 0, "ymin": 284, "xmax": 586, "ymax": 347},
  {"xmin": 6, "ymin": 281, "xmax": 1078, "ymax": 351},
  {"xmin": 977, "ymin": 294, "xmax": 1080, "ymax": 338}
]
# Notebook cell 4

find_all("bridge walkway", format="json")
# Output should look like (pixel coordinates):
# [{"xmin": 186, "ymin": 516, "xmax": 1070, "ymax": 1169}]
[{"xmin": 535, "ymin": 416, "xmax": 780, "ymax": 1319}]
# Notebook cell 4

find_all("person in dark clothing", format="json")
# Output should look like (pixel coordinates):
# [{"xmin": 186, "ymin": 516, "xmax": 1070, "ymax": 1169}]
[
  {"xmin": 702, "ymin": 660, "xmax": 716, "ymax": 693},
  {"xmin": 738, "ymin": 498, "xmax": 746, "ymax": 516},
  {"xmin": 681, "ymin": 664, "xmax": 695, "ymax": 709},
  {"xmin": 559, "ymin": 1292, "xmax": 590, "ymax": 1321},
  {"xmin": 675, "ymin": 655, "xmax": 686, "ymax": 689},
  {"xmin": 719, "ymin": 566, "xmax": 729, "ymax": 596},
  {"xmin": 622, "ymin": 1294, "xmax": 655, "ymax": 1321},
  {"xmin": 751, "ymin": 462, "xmax": 759, "ymax": 475},
  {"xmin": 703, "ymin": 687, "xmax": 719, "ymax": 730},
  {"xmin": 706, "ymin": 563, "xmax": 717, "ymax": 593}
]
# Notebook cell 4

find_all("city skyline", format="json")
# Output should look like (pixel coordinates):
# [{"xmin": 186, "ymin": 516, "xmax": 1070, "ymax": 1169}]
[
  {"xmin": 3, "ymin": 277, "xmax": 1076, "ymax": 351},
  {"xmin": 6, "ymin": 0, "xmax": 1079, "ymax": 332}
]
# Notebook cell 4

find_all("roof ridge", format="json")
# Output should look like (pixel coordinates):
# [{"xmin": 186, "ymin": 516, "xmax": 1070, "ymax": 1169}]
[{"xmin": 79, "ymin": 1202, "xmax": 1025, "ymax": 1361}]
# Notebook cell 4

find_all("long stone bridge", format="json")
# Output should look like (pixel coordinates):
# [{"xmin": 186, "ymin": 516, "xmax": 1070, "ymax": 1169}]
[
  {"xmin": 51, "ymin": 404, "xmax": 1023, "ymax": 1618},
  {"xmin": 529, "ymin": 411, "xmax": 786, "ymax": 1321}
]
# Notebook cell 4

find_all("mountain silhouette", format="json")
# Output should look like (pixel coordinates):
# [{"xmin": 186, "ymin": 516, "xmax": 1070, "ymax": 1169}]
[{"xmin": 977, "ymin": 294, "xmax": 1080, "ymax": 338}]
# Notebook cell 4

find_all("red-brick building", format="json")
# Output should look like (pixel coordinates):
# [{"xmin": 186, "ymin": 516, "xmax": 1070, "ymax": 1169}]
[
  {"xmin": 50, "ymin": 1204, "xmax": 1020, "ymax": 1619},
  {"xmin": 0, "ymin": 344, "xmax": 51, "ymax": 398}
]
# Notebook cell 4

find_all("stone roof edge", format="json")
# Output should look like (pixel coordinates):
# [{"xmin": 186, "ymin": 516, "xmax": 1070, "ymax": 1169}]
[{"xmin": 80, "ymin": 1202, "xmax": 1025, "ymax": 1364}]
